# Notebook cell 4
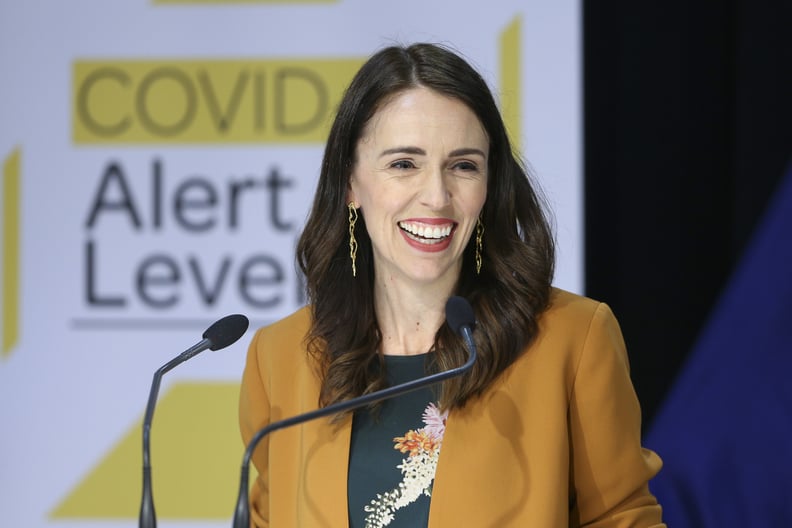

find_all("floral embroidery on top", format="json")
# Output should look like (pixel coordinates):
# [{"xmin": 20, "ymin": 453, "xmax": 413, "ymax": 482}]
[{"xmin": 362, "ymin": 403, "xmax": 449, "ymax": 528}]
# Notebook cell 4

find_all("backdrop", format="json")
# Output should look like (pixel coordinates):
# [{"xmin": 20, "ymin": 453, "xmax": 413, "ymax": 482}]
[
  {"xmin": 0, "ymin": 1, "xmax": 581, "ymax": 526},
  {"xmin": 583, "ymin": 1, "xmax": 792, "ymax": 525}
]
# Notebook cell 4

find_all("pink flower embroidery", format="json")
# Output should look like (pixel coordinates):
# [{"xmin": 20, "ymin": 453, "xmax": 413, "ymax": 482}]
[{"xmin": 422, "ymin": 402, "xmax": 448, "ymax": 440}]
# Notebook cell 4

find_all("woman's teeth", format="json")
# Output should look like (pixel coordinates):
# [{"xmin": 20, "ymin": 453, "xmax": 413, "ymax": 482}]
[{"xmin": 398, "ymin": 222, "xmax": 453, "ymax": 241}]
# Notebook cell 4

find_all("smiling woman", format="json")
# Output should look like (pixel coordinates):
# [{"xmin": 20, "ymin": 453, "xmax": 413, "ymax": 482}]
[
  {"xmin": 238, "ymin": 42, "xmax": 665, "ymax": 528},
  {"xmin": 348, "ymin": 87, "xmax": 488, "ymax": 296}
]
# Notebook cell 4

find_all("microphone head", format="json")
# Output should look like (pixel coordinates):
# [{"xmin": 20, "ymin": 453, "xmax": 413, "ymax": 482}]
[
  {"xmin": 203, "ymin": 314, "xmax": 250, "ymax": 351},
  {"xmin": 445, "ymin": 296, "xmax": 476, "ymax": 336}
]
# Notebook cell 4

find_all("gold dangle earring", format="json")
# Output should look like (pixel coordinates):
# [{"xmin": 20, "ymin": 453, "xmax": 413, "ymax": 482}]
[
  {"xmin": 475, "ymin": 217, "xmax": 484, "ymax": 275},
  {"xmin": 348, "ymin": 202, "xmax": 358, "ymax": 277}
]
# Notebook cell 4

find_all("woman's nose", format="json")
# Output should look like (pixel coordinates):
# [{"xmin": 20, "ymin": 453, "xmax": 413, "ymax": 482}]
[{"xmin": 419, "ymin": 168, "xmax": 451, "ymax": 210}]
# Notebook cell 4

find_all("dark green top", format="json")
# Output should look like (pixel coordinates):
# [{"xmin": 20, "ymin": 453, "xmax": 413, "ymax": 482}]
[{"xmin": 347, "ymin": 353, "xmax": 446, "ymax": 528}]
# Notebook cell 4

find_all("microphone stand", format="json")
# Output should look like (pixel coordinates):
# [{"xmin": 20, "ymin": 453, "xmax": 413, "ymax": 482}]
[
  {"xmin": 140, "ymin": 338, "xmax": 213, "ymax": 528},
  {"xmin": 231, "ymin": 322, "xmax": 477, "ymax": 528},
  {"xmin": 139, "ymin": 312, "xmax": 248, "ymax": 528}
]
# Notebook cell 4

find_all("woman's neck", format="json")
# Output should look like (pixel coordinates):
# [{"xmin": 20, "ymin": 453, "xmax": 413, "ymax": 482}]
[{"xmin": 373, "ymin": 276, "xmax": 455, "ymax": 356}]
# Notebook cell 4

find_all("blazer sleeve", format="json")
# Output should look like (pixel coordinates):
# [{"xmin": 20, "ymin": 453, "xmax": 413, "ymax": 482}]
[
  {"xmin": 238, "ymin": 327, "xmax": 271, "ymax": 528},
  {"xmin": 568, "ymin": 302, "xmax": 666, "ymax": 527}
]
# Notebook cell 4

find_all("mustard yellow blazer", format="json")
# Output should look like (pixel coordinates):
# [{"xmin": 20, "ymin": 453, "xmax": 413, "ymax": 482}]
[{"xmin": 239, "ymin": 288, "xmax": 665, "ymax": 527}]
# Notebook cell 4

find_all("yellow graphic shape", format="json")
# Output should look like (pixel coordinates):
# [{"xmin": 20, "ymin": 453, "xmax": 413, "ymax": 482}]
[
  {"xmin": 500, "ymin": 15, "xmax": 522, "ymax": 152},
  {"xmin": 51, "ymin": 382, "xmax": 249, "ymax": 519},
  {"xmin": 2, "ymin": 148, "xmax": 20, "ymax": 359},
  {"xmin": 73, "ymin": 58, "xmax": 363, "ymax": 144}
]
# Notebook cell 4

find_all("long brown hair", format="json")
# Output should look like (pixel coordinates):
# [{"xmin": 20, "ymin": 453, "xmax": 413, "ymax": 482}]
[{"xmin": 296, "ymin": 43, "xmax": 555, "ymax": 412}]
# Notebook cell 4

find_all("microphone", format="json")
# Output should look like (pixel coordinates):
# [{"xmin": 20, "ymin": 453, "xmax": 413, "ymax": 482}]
[
  {"xmin": 231, "ymin": 296, "xmax": 477, "ymax": 528},
  {"xmin": 139, "ymin": 314, "xmax": 249, "ymax": 528}
]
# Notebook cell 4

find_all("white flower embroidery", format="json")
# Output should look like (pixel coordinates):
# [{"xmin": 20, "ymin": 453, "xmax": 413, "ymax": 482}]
[{"xmin": 363, "ymin": 403, "xmax": 449, "ymax": 528}]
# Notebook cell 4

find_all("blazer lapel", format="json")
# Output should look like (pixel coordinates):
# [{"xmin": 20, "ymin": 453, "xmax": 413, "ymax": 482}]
[{"xmin": 300, "ymin": 414, "xmax": 353, "ymax": 527}]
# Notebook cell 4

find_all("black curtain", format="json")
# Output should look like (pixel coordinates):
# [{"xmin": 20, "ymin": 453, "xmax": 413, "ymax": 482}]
[{"xmin": 583, "ymin": 0, "xmax": 792, "ymax": 430}]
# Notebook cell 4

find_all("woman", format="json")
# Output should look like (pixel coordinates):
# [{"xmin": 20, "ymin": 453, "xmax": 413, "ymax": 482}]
[{"xmin": 239, "ymin": 43, "xmax": 665, "ymax": 527}]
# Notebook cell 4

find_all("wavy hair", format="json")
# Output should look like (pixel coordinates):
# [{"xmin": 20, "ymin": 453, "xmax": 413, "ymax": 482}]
[{"xmin": 296, "ymin": 43, "xmax": 555, "ymax": 412}]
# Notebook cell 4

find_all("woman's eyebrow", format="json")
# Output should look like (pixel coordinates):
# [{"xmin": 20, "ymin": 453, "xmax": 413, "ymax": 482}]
[
  {"xmin": 379, "ymin": 146, "xmax": 426, "ymax": 158},
  {"xmin": 449, "ymin": 147, "xmax": 486, "ymax": 158},
  {"xmin": 379, "ymin": 146, "xmax": 486, "ymax": 158}
]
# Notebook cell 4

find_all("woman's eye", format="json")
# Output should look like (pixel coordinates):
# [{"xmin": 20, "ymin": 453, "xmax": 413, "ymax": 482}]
[
  {"xmin": 390, "ymin": 159, "xmax": 416, "ymax": 170},
  {"xmin": 453, "ymin": 160, "xmax": 479, "ymax": 171}
]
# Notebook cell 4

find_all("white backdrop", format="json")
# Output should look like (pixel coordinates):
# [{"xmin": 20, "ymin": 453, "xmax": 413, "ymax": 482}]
[{"xmin": 0, "ymin": 1, "xmax": 581, "ymax": 526}]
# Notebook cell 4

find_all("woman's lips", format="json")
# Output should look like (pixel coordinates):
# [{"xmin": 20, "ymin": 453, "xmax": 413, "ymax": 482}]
[{"xmin": 398, "ymin": 220, "xmax": 456, "ymax": 252}]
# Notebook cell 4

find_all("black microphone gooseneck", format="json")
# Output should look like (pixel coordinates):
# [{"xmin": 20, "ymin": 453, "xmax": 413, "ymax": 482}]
[
  {"xmin": 139, "ymin": 314, "xmax": 250, "ymax": 528},
  {"xmin": 231, "ymin": 296, "xmax": 477, "ymax": 528}
]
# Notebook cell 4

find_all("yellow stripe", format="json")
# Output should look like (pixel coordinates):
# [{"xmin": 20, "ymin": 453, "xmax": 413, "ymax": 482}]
[
  {"xmin": 500, "ymin": 15, "xmax": 522, "ymax": 152},
  {"xmin": 2, "ymin": 148, "xmax": 20, "ymax": 358}
]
